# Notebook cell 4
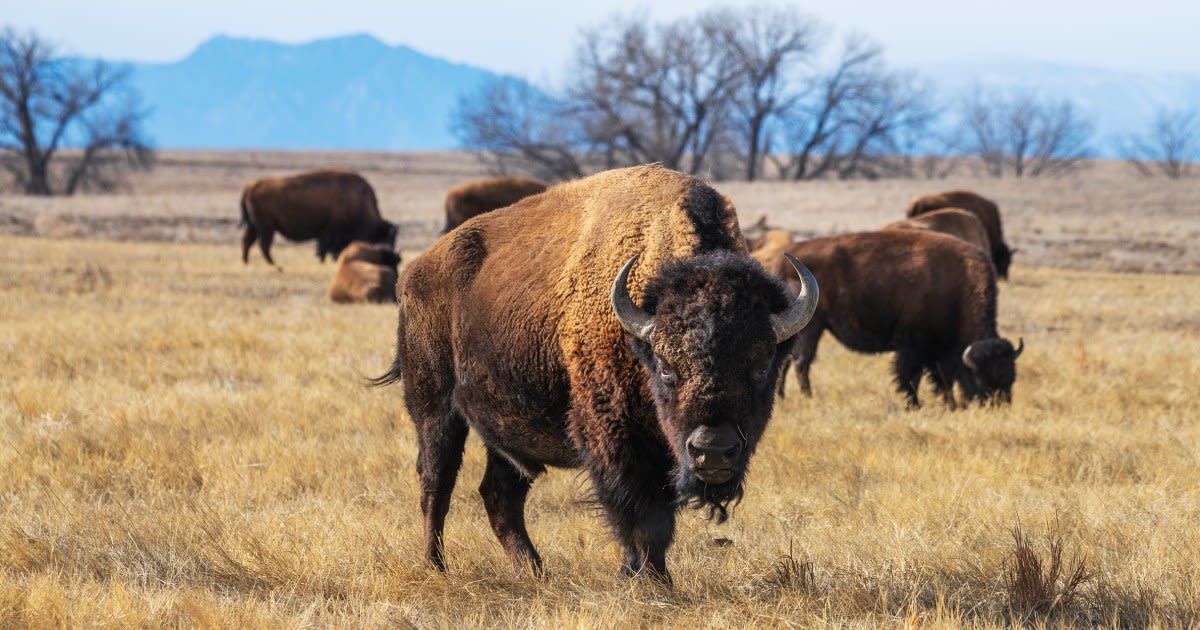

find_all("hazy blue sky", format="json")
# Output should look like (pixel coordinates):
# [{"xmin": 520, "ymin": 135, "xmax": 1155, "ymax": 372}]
[{"xmin": 3, "ymin": 0, "xmax": 1196, "ymax": 77}]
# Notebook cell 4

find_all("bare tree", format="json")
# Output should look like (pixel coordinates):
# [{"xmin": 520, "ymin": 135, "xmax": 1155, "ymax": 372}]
[
  {"xmin": 568, "ymin": 14, "xmax": 741, "ymax": 175},
  {"xmin": 957, "ymin": 86, "xmax": 1093, "ymax": 177},
  {"xmin": 452, "ymin": 78, "xmax": 585, "ymax": 181},
  {"xmin": 0, "ymin": 28, "xmax": 152, "ymax": 195},
  {"xmin": 1122, "ymin": 107, "xmax": 1198, "ymax": 178},
  {"xmin": 702, "ymin": 5, "xmax": 818, "ymax": 181}
]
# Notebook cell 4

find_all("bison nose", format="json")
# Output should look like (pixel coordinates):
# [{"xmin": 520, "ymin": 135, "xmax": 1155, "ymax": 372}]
[{"xmin": 686, "ymin": 425, "xmax": 743, "ymax": 483}]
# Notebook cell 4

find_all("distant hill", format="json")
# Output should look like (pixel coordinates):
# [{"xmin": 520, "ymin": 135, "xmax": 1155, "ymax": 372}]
[
  {"xmin": 118, "ymin": 34, "xmax": 1200, "ymax": 153},
  {"xmin": 126, "ymin": 33, "xmax": 512, "ymax": 150}
]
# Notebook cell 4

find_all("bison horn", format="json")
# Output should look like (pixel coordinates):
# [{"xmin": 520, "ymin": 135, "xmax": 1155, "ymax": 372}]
[
  {"xmin": 611, "ymin": 255, "xmax": 656, "ymax": 342},
  {"xmin": 770, "ymin": 253, "xmax": 820, "ymax": 344},
  {"xmin": 961, "ymin": 344, "xmax": 978, "ymax": 371},
  {"xmin": 1013, "ymin": 337, "xmax": 1024, "ymax": 359}
]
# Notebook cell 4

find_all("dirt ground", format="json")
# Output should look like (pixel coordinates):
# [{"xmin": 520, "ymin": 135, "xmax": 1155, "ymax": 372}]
[{"xmin": 1, "ymin": 151, "xmax": 1197, "ymax": 274}]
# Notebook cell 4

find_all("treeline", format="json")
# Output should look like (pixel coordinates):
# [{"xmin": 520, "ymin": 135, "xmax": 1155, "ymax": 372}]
[{"xmin": 452, "ymin": 6, "xmax": 1197, "ymax": 182}]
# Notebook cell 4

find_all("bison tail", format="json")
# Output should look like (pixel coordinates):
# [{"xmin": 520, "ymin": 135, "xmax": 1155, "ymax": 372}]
[
  {"xmin": 367, "ymin": 354, "xmax": 402, "ymax": 388},
  {"xmin": 239, "ymin": 191, "xmax": 251, "ymax": 228}
]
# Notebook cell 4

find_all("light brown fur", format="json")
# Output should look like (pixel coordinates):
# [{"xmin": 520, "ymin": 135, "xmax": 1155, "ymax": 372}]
[{"xmin": 328, "ymin": 241, "xmax": 400, "ymax": 304}]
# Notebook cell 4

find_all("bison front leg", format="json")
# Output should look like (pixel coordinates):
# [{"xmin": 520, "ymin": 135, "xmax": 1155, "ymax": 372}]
[
  {"xmin": 790, "ymin": 322, "xmax": 825, "ymax": 397},
  {"xmin": 479, "ymin": 449, "xmax": 543, "ymax": 577},
  {"xmin": 586, "ymin": 446, "xmax": 676, "ymax": 582},
  {"xmin": 893, "ymin": 348, "xmax": 924, "ymax": 409},
  {"xmin": 414, "ymin": 412, "xmax": 469, "ymax": 571}
]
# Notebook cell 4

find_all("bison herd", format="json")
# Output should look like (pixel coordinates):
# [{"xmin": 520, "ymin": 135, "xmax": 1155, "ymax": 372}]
[{"xmin": 235, "ymin": 164, "xmax": 1023, "ymax": 581}]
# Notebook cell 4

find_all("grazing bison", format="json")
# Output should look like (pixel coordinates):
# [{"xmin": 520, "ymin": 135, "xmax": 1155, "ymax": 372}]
[
  {"xmin": 373, "ymin": 165, "xmax": 818, "ymax": 580},
  {"xmin": 442, "ymin": 176, "xmax": 549, "ymax": 233},
  {"xmin": 328, "ymin": 241, "xmax": 401, "ymax": 304},
  {"xmin": 771, "ymin": 230, "xmax": 1022, "ymax": 407},
  {"xmin": 883, "ymin": 208, "xmax": 991, "ymax": 254},
  {"xmin": 906, "ymin": 189, "xmax": 1013, "ymax": 279},
  {"xmin": 240, "ymin": 169, "xmax": 398, "ymax": 266}
]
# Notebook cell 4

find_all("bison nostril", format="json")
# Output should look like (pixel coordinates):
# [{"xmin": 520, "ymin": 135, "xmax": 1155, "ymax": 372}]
[
  {"xmin": 724, "ymin": 444, "xmax": 741, "ymax": 460},
  {"xmin": 686, "ymin": 441, "xmax": 701, "ymax": 459}
]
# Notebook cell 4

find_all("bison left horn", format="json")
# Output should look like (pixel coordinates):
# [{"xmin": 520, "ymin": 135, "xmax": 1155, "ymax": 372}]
[
  {"xmin": 611, "ymin": 255, "xmax": 656, "ymax": 342},
  {"xmin": 771, "ymin": 253, "xmax": 820, "ymax": 343},
  {"xmin": 1013, "ymin": 338, "xmax": 1024, "ymax": 359}
]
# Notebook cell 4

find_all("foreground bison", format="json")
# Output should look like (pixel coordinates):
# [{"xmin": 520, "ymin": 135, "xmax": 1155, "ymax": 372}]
[
  {"xmin": 373, "ymin": 165, "xmax": 818, "ymax": 580},
  {"xmin": 883, "ymin": 208, "xmax": 991, "ymax": 254},
  {"xmin": 771, "ymin": 230, "xmax": 1022, "ymax": 407},
  {"xmin": 328, "ymin": 241, "xmax": 401, "ymax": 304},
  {"xmin": 906, "ymin": 189, "xmax": 1012, "ymax": 279},
  {"xmin": 240, "ymin": 169, "xmax": 398, "ymax": 266},
  {"xmin": 442, "ymin": 176, "xmax": 548, "ymax": 233}
]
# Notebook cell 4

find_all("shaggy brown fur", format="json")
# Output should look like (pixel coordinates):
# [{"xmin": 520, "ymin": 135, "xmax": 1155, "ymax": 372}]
[
  {"xmin": 328, "ymin": 242, "xmax": 401, "ymax": 304},
  {"xmin": 442, "ymin": 176, "xmax": 549, "ymax": 233},
  {"xmin": 883, "ymin": 208, "xmax": 991, "ymax": 254},
  {"xmin": 774, "ymin": 230, "xmax": 1021, "ymax": 407},
  {"xmin": 906, "ymin": 190, "xmax": 1012, "ymax": 279},
  {"xmin": 374, "ymin": 165, "xmax": 815, "ymax": 581},
  {"xmin": 240, "ymin": 169, "xmax": 398, "ymax": 266}
]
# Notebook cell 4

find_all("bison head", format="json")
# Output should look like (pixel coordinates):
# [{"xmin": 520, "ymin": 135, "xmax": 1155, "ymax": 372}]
[
  {"xmin": 962, "ymin": 337, "xmax": 1023, "ymax": 404},
  {"xmin": 611, "ymin": 251, "xmax": 817, "ymax": 521}
]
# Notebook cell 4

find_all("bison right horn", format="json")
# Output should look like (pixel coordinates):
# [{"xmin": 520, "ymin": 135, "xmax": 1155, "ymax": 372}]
[
  {"xmin": 611, "ymin": 255, "xmax": 656, "ymax": 343},
  {"xmin": 771, "ymin": 253, "xmax": 820, "ymax": 343}
]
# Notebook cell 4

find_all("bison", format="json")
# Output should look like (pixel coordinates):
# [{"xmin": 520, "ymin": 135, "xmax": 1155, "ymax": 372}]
[
  {"xmin": 442, "ymin": 176, "xmax": 549, "ymax": 233},
  {"xmin": 883, "ymin": 208, "xmax": 991, "ymax": 254},
  {"xmin": 769, "ymin": 230, "xmax": 1022, "ymax": 407},
  {"xmin": 328, "ymin": 241, "xmax": 402, "ymax": 304},
  {"xmin": 906, "ymin": 189, "xmax": 1013, "ymax": 279},
  {"xmin": 240, "ymin": 169, "xmax": 398, "ymax": 266},
  {"xmin": 747, "ymin": 229, "xmax": 794, "ymax": 270},
  {"xmin": 373, "ymin": 165, "xmax": 818, "ymax": 580}
]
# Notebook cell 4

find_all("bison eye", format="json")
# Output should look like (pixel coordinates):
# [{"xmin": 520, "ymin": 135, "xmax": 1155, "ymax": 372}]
[{"xmin": 656, "ymin": 358, "xmax": 678, "ymax": 387}]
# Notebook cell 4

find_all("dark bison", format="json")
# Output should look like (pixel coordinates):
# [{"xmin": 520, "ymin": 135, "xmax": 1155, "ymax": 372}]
[
  {"xmin": 373, "ymin": 165, "xmax": 818, "ymax": 580},
  {"xmin": 442, "ymin": 176, "xmax": 549, "ymax": 233},
  {"xmin": 769, "ymin": 230, "xmax": 1022, "ymax": 407},
  {"xmin": 328, "ymin": 241, "xmax": 401, "ymax": 304},
  {"xmin": 240, "ymin": 169, "xmax": 398, "ymax": 266},
  {"xmin": 906, "ymin": 189, "xmax": 1013, "ymax": 279},
  {"xmin": 883, "ymin": 208, "xmax": 991, "ymax": 254}
]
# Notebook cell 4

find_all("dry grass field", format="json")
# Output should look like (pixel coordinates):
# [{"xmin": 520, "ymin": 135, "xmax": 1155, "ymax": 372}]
[{"xmin": 1, "ymin": 154, "xmax": 1199, "ymax": 627}]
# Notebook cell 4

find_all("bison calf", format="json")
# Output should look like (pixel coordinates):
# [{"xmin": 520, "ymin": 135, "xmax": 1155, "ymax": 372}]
[
  {"xmin": 771, "ymin": 230, "xmax": 1022, "ymax": 407},
  {"xmin": 240, "ymin": 169, "xmax": 398, "ymax": 266},
  {"xmin": 328, "ymin": 242, "xmax": 401, "ymax": 304}
]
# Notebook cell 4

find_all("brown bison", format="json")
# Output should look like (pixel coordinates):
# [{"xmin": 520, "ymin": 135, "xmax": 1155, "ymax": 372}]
[
  {"xmin": 373, "ymin": 165, "xmax": 818, "ymax": 580},
  {"xmin": 883, "ymin": 208, "xmax": 991, "ymax": 254},
  {"xmin": 771, "ymin": 230, "xmax": 1022, "ymax": 407},
  {"xmin": 442, "ymin": 176, "xmax": 549, "ymax": 233},
  {"xmin": 906, "ymin": 190, "xmax": 1012, "ymax": 279},
  {"xmin": 328, "ymin": 241, "xmax": 402, "ymax": 304},
  {"xmin": 240, "ymin": 169, "xmax": 398, "ymax": 266}
]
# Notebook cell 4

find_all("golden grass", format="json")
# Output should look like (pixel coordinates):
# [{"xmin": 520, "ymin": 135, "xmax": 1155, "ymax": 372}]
[{"xmin": 1, "ymin": 234, "xmax": 1198, "ymax": 628}]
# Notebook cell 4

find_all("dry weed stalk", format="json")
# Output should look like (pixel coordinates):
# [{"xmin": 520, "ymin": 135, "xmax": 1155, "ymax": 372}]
[{"xmin": 1004, "ymin": 522, "xmax": 1093, "ymax": 620}]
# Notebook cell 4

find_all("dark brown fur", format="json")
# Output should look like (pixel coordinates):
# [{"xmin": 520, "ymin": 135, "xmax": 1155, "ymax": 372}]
[
  {"xmin": 328, "ymin": 241, "xmax": 401, "ymax": 304},
  {"xmin": 442, "ymin": 176, "xmax": 549, "ymax": 233},
  {"xmin": 774, "ymin": 230, "xmax": 1020, "ymax": 407},
  {"xmin": 884, "ymin": 208, "xmax": 992, "ymax": 254},
  {"xmin": 374, "ymin": 165, "xmax": 802, "ymax": 580},
  {"xmin": 906, "ymin": 190, "xmax": 1012, "ymax": 279},
  {"xmin": 240, "ymin": 169, "xmax": 398, "ymax": 266}
]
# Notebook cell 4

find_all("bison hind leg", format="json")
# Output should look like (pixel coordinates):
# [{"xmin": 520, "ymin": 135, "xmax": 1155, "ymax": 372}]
[
  {"xmin": 479, "ymin": 449, "xmax": 544, "ymax": 577},
  {"xmin": 414, "ymin": 410, "xmax": 470, "ymax": 572},
  {"xmin": 241, "ymin": 224, "xmax": 258, "ymax": 264}
]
